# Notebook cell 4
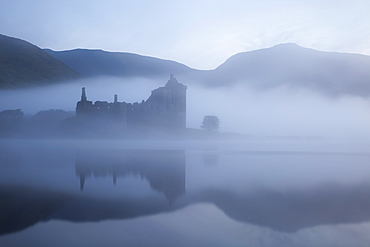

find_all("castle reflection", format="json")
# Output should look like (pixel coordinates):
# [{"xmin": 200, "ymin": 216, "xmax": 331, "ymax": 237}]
[
  {"xmin": 3, "ymin": 141, "xmax": 370, "ymax": 236},
  {"xmin": 75, "ymin": 150, "xmax": 186, "ymax": 204}
]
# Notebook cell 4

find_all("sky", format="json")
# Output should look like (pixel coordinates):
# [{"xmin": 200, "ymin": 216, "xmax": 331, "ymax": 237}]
[{"xmin": 1, "ymin": 0, "xmax": 370, "ymax": 70}]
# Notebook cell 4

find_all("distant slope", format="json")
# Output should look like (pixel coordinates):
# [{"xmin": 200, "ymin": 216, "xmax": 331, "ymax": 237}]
[
  {"xmin": 45, "ymin": 49, "xmax": 198, "ymax": 78},
  {"xmin": 46, "ymin": 43, "xmax": 370, "ymax": 96},
  {"xmin": 0, "ymin": 34, "xmax": 80, "ymax": 88},
  {"xmin": 4, "ymin": 33, "xmax": 370, "ymax": 97},
  {"xmin": 212, "ymin": 43, "xmax": 370, "ymax": 96}
]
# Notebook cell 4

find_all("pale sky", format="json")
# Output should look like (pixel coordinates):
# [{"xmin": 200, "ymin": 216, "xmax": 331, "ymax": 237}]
[{"xmin": 1, "ymin": 0, "xmax": 370, "ymax": 69}]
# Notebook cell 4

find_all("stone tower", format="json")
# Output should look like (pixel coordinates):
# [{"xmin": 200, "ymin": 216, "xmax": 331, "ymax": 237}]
[
  {"xmin": 76, "ymin": 87, "xmax": 94, "ymax": 116},
  {"xmin": 146, "ymin": 74, "xmax": 187, "ymax": 129}
]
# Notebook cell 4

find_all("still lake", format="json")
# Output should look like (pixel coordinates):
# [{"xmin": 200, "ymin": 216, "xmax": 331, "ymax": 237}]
[{"xmin": 1, "ymin": 138, "xmax": 370, "ymax": 247}]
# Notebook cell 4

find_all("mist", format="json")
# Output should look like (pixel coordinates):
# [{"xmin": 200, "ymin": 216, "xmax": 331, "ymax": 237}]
[
  {"xmin": 2, "ymin": 76, "xmax": 370, "ymax": 245},
  {"xmin": 189, "ymin": 81, "xmax": 370, "ymax": 138},
  {"xmin": 0, "ymin": 77, "xmax": 162, "ymax": 114},
  {"xmin": 1, "ymin": 76, "xmax": 370, "ymax": 138}
]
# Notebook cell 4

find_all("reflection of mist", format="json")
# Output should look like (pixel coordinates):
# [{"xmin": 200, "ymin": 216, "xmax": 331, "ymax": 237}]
[
  {"xmin": 202, "ymin": 150, "xmax": 219, "ymax": 166},
  {"xmin": 0, "ymin": 146, "xmax": 22, "ymax": 168},
  {"xmin": 2, "ymin": 140, "xmax": 370, "ymax": 236},
  {"xmin": 75, "ymin": 149, "xmax": 186, "ymax": 204}
]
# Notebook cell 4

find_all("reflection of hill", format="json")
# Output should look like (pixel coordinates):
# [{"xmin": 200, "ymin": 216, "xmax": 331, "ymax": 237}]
[
  {"xmin": 196, "ymin": 183, "xmax": 370, "ymax": 232},
  {"xmin": 2, "ymin": 181, "xmax": 370, "ymax": 235},
  {"xmin": 0, "ymin": 149, "xmax": 187, "ymax": 236},
  {"xmin": 2, "ymin": 146, "xmax": 370, "ymax": 236},
  {"xmin": 0, "ymin": 185, "xmax": 71, "ymax": 235},
  {"xmin": 0, "ymin": 184, "xmax": 186, "ymax": 236},
  {"xmin": 76, "ymin": 150, "xmax": 186, "ymax": 204}
]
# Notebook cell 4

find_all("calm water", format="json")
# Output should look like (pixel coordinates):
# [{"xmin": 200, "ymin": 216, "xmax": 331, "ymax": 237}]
[{"xmin": 1, "ymin": 139, "xmax": 370, "ymax": 247}]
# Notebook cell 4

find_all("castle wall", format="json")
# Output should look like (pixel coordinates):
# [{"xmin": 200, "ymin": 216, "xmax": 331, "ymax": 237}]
[{"xmin": 76, "ymin": 75, "xmax": 187, "ymax": 130}]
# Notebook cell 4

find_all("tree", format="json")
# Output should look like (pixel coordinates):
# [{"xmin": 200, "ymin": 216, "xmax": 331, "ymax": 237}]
[
  {"xmin": 0, "ymin": 109, "xmax": 24, "ymax": 121},
  {"xmin": 201, "ymin": 115, "xmax": 220, "ymax": 132},
  {"xmin": 32, "ymin": 109, "xmax": 73, "ymax": 123}
]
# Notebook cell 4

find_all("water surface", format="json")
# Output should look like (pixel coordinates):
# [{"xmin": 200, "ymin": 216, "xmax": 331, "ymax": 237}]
[{"xmin": 1, "ymin": 139, "xmax": 370, "ymax": 246}]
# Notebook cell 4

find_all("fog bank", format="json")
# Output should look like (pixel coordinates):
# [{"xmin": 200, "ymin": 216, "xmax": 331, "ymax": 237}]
[{"xmin": 1, "ymin": 77, "xmax": 370, "ymax": 138}]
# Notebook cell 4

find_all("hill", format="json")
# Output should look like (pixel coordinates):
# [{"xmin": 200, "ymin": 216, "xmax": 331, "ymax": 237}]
[
  {"xmin": 45, "ymin": 48, "xmax": 199, "ymax": 79},
  {"xmin": 3, "ymin": 32, "xmax": 370, "ymax": 97},
  {"xmin": 46, "ymin": 43, "xmax": 370, "ymax": 96},
  {"xmin": 211, "ymin": 43, "xmax": 370, "ymax": 96},
  {"xmin": 0, "ymin": 34, "xmax": 80, "ymax": 87}
]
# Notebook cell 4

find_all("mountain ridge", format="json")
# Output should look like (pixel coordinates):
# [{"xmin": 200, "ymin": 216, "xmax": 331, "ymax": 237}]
[
  {"xmin": 210, "ymin": 43, "xmax": 370, "ymax": 96},
  {"xmin": 2, "ymin": 33, "xmax": 370, "ymax": 97},
  {"xmin": 44, "ymin": 48, "xmax": 200, "ymax": 79},
  {"xmin": 0, "ymin": 34, "xmax": 80, "ymax": 87}
]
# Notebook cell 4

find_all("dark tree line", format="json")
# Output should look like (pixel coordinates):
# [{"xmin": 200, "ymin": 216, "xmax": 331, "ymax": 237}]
[{"xmin": 0, "ymin": 109, "xmax": 74, "ymax": 137}]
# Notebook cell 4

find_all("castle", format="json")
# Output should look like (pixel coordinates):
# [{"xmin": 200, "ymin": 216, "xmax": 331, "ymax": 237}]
[{"xmin": 76, "ymin": 75, "xmax": 187, "ymax": 130}]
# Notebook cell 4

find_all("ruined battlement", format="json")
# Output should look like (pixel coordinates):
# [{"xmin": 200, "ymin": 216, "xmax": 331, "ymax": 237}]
[{"xmin": 76, "ymin": 75, "xmax": 187, "ymax": 130}]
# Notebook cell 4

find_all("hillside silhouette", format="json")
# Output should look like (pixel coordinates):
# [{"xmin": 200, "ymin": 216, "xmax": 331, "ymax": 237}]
[
  {"xmin": 45, "ymin": 48, "xmax": 198, "ymax": 78},
  {"xmin": 211, "ymin": 43, "xmax": 370, "ymax": 96},
  {"xmin": 0, "ymin": 34, "xmax": 80, "ymax": 87},
  {"xmin": 2, "ymin": 34, "xmax": 370, "ymax": 96},
  {"xmin": 47, "ymin": 43, "xmax": 370, "ymax": 96}
]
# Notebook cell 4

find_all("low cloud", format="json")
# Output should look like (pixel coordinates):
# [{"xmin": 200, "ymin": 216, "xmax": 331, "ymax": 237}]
[{"xmin": 1, "ymin": 77, "xmax": 370, "ymax": 138}]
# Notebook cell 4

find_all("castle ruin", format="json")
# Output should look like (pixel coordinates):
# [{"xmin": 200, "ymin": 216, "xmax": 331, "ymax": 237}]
[{"xmin": 76, "ymin": 75, "xmax": 187, "ymax": 130}]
